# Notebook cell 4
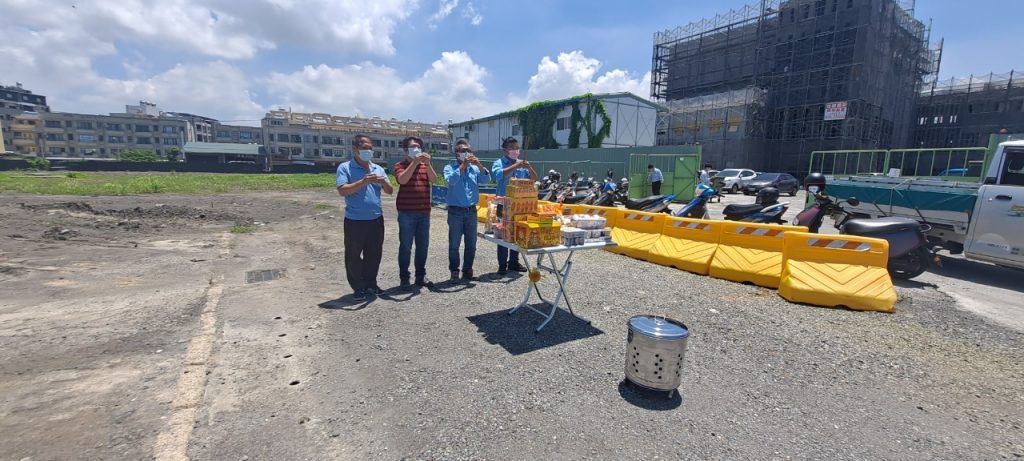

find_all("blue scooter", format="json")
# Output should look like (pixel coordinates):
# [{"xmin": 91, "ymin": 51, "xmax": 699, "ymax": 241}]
[{"xmin": 672, "ymin": 184, "xmax": 721, "ymax": 219}]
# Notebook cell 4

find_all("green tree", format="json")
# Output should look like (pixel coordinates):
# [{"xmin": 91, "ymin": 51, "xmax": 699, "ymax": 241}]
[
  {"xmin": 166, "ymin": 147, "xmax": 182, "ymax": 162},
  {"xmin": 119, "ymin": 149, "xmax": 161, "ymax": 162}
]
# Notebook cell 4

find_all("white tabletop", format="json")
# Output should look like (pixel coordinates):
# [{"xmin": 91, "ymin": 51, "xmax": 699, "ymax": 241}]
[{"xmin": 478, "ymin": 232, "xmax": 617, "ymax": 255}]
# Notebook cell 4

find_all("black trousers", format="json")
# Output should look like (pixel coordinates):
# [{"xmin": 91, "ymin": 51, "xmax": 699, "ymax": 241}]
[
  {"xmin": 343, "ymin": 217, "xmax": 385, "ymax": 292},
  {"xmin": 652, "ymin": 180, "xmax": 662, "ymax": 195}
]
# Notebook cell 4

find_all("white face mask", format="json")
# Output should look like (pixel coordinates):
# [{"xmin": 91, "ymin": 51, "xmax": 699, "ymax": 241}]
[
  {"xmin": 358, "ymin": 149, "xmax": 374, "ymax": 162},
  {"xmin": 456, "ymin": 151, "xmax": 467, "ymax": 161},
  {"xmin": 808, "ymin": 186, "xmax": 820, "ymax": 194},
  {"xmin": 408, "ymin": 147, "xmax": 421, "ymax": 158}
]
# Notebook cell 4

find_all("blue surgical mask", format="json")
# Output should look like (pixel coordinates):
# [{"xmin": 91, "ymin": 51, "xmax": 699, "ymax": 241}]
[
  {"xmin": 358, "ymin": 150, "xmax": 374, "ymax": 162},
  {"xmin": 408, "ymin": 147, "xmax": 421, "ymax": 158}
]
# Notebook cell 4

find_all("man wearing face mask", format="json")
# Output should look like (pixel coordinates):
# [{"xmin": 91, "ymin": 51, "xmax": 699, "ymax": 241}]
[
  {"xmin": 393, "ymin": 136, "xmax": 437, "ymax": 289},
  {"xmin": 444, "ymin": 139, "xmax": 488, "ymax": 281},
  {"xmin": 491, "ymin": 136, "xmax": 537, "ymax": 274},
  {"xmin": 336, "ymin": 135, "xmax": 394, "ymax": 301}
]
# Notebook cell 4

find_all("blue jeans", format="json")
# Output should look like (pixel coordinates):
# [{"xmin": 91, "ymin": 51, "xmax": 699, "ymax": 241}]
[
  {"xmin": 397, "ymin": 211, "xmax": 430, "ymax": 281},
  {"xmin": 447, "ymin": 206, "xmax": 478, "ymax": 273}
]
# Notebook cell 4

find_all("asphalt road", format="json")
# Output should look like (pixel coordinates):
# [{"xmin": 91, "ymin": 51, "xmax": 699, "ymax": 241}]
[
  {"xmin": 1, "ymin": 190, "xmax": 1021, "ymax": 460},
  {"xmin": 688, "ymin": 189, "xmax": 1024, "ymax": 333}
]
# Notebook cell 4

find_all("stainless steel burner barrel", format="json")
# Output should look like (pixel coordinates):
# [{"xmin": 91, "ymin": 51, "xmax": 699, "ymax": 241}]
[{"xmin": 625, "ymin": 315, "xmax": 689, "ymax": 393}]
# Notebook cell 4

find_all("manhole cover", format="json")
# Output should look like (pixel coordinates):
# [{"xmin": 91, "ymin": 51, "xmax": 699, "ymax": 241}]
[{"xmin": 246, "ymin": 269, "xmax": 286, "ymax": 284}]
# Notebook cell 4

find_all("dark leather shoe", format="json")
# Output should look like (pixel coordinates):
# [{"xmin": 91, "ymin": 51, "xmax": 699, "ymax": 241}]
[
  {"xmin": 415, "ymin": 278, "xmax": 434, "ymax": 288},
  {"xmin": 462, "ymin": 270, "xmax": 474, "ymax": 281}
]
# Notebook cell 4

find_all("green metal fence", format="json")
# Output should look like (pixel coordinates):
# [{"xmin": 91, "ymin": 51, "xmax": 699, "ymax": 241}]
[
  {"xmin": 809, "ymin": 147, "xmax": 988, "ymax": 182},
  {"xmin": 425, "ymin": 146, "xmax": 702, "ymax": 200}
]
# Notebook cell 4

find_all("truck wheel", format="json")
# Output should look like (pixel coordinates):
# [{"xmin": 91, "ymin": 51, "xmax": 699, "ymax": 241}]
[{"xmin": 888, "ymin": 247, "xmax": 931, "ymax": 280}]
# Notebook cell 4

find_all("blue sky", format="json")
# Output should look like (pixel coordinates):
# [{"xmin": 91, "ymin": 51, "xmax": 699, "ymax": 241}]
[{"xmin": 1, "ymin": 0, "xmax": 1019, "ymax": 126}]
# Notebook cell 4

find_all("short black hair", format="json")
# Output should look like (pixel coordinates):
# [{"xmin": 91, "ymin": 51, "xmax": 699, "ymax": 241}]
[
  {"xmin": 502, "ymin": 137, "xmax": 519, "ymax": 149},
  {"xmin": 648, "ymin": 164, "xmax": 654, "ymax": 169},
  {"xmin": 454, "ymin": 138, "xmax": 469, "ymax": 147},
  {"xmin": 703, "ymin": 163, "xmax": 712, "ymax": 168},
  {"xmin": 352, "ymin": 134, "xmax": 371, "ymax": 147},
  {"xmin": 402, "ymin": 136, "xmax": 424, "ymax": 149}
]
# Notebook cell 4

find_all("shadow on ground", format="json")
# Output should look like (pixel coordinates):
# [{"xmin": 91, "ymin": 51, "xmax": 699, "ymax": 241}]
[
  {"xmin": 617, "ymin": 380, "xmax": 683, "ymax": 411},
  {"xmin": 318, "ymin": 295, "xmax": 374, "ymax": 311},
  {"xmin": 466, "ymin": 306, "xmax": 603, "ymax": 355}
]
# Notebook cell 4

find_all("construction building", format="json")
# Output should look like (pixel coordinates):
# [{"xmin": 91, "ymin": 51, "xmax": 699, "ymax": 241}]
[
  {"xmin": 261, "ymin": 109, "xmax": 449, "ymax": 166},
  {"xmin": 912, "ymin": 70, "xmax": 1024, "ymax": 148},
  {"xmin": 652, "ymin": 0, "xmax": 940, "ymax": 173}
]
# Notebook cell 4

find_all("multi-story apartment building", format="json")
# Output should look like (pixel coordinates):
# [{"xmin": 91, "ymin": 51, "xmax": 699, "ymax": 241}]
[
  {"xmin": 213, "ymin": 123, "xmax": 264, "ymax": 144},
  {"xmin": 10, "ymin": 113, "xmax": 42, "ymax": 156},
  {"xmin": 38, "ymin": 111, "xmax": 188, "ymax": 160},
  {"xmin": 261, "ymin": 110, "xmax": 449, "ymax": 166},
  {"xmin": 1, "ymin": 83, "xmax": 49, "ymax": 155}
]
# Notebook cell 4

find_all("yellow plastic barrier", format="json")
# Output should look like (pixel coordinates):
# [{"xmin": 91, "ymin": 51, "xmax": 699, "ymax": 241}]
[
  {"xmin": 646, "ymin": 217, "xmax": 722, "ymax": 275},
  {"xmin": 607, "ymin": 210, "xmax": 665, "ymax": 259},
  {"xmin": 779, "ymin": 232, "xmax": 897, "ymax": 313},
  {"xmin": 708, "ymin": 222, "xmax": 807, "ymax": 288},
  {"xmin": 566, "ymin": 204, "xmax": 619, "ymax": 228}
]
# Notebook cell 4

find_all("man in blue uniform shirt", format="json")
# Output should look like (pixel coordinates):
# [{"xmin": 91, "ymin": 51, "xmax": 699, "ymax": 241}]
[
  {"xmin": 444, "ymin": 139, "xmax": 489, "ymax": 281},
  {"xmin": 491, "ymin": 137, "xmax": 536, "ymax": 274},
  {"xmin": 336, "ymin": 134, "xmax": 394, "ymax": 300}
]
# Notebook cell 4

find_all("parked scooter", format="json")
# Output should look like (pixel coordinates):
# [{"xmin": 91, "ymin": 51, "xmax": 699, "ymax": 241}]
[
  {"xmin": 672, "ymin": 183, "xmax": 722, "ymax": 219},
  {"xmin": 794, "ymin": 187, "xmax": 935, "ymax": 280},
  {"xmin": 721, "ymin": 187, "xmax": 790, "ymax": 224},
  {"xmin": 537, "ymin": 170, "xmax": 561, "ymax": 200},
  {"xmin": 623, "ymin": 193, "xmax": 676, "ymax": 213}
]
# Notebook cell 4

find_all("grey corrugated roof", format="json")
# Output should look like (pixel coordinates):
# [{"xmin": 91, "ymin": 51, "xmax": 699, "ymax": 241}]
[
  {"xmin": 450, "ymin": 92, "xmax": 668, "ymax": 126},
  {"xmin": 183, "ymin": 142, "xmax": 264, "ymax": 155}
]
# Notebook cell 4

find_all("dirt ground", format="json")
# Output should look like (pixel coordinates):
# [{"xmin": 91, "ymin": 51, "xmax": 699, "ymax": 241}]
[{"xmin": 1, "ymin": 189, "xmax": 1022, "ymax": 460}]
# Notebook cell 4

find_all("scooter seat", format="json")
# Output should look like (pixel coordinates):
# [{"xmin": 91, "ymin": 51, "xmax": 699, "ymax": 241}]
[
  {"xmin": 723, "ymin": 203, "xmax": 765, "ymax": 217},
  {"xmin": 625, "ymin": 195, "xmax": 663, "ymax": 209},
  {"xmin": 842, "ymin": 217, "xmax": 919, "ymax": 235}
]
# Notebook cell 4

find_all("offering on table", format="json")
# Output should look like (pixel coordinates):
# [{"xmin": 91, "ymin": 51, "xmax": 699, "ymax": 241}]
[{"xmin": 514, "ymin": 220, "xmax": 561, "ymax": 249}]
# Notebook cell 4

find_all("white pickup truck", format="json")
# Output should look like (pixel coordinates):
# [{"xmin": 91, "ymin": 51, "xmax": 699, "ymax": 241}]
[{"xmin": 822, "ymin": 140, "xmax": 1024, "ymax": 270}]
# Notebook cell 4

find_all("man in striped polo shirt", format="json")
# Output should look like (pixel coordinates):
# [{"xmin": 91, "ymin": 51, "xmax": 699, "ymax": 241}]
[{"xmin": 393, "ymin": 136, "xmax": 437, "ymax": 289}]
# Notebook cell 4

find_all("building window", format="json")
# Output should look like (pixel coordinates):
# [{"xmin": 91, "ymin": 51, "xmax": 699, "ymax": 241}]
[
  {"xmin": 217, "ymin": 130, "xmax": 229, "ymax": 138},
  {"xmin": 79, "ymin": 134, "xmax": 98, "ymax": 143},
  {"xmin": 106, "ymin": 123, "xmax": 122, "ymax": 131},
  {"xmin": 555, "ymin": 117, "xmax": 571, "ymax": 131},
  {"xmin": 45, "ymin": 120, "xmax": 63, "ymax": 128},
  {"xmin": 66, "ymin": 121, "xmax": 73, "ymax": 128},
  {"xmin": 48, "ymin": 147, "xmax": 66, "ymax": 155},
  {"xmin": 163, "ymin": 138, "xmax": 179, "ymax": 145},
  {"xmin": 77, "ymin": 121, "xmax": 94, "ymax": 129},
  {"xmin": 268, "ymin": 133, "xmax": 274, "ymax": 141},
  {"xmin": 108, "ymin": 136, "xmax": 124, "ymax": 143},
  {"xmin": 290, "ymin": 134, "xmax": 301, "ymax": 143},
  {"xmin": 135, "ymin": 125, "xmax": 151, "ymax": 132},
  {"xmin": 373, "ymin": 139, "xmax": 381, "ymax": 147},
  {"xmin": 161, "ymin": 126, "xmax": 176, "ymax": 134},
  {"xmin": 137, "ymin": 137, "xmax": 152, "ymax": 144},
  {"xmin": 82, "ymin": 148, "xmax": 99, "ymax": 156},
  {"xmin": 270, "ymin": 120, "xmax": 284, "ymax": 126},
  {"xmin": 512, "ymin": 125, "xmax": 521, "ymax": 136},
  {"xmin": 239, "ymin": 131, "xmax": 253, "ymax": 140},
  {"xmin": 45, "ymin": 133, "xmax": 65, "ymax": 141}
]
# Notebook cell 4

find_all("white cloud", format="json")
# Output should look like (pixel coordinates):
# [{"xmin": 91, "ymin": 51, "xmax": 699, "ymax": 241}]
[
  {"xmin": 0, "ymin": 0, "xmax": 417, "ymax": 60},
  {"xmin": 428, "ymin": 0, "xmax": 460, "ymax": 30},
  {"xmin": 463, "ymin": 2, "xmax": 483, "ymax": 26},
  {"xmin": 266, "ymin": 51, "xmax": 507, "ymax": 123},
  {"xmin": 524, "ymin": 51, "xmax": 651, "ymax": 102}
]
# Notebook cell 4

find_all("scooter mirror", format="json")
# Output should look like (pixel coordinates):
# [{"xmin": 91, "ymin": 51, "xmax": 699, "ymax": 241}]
[{"xmin": 846, "ymin": 197, "xmax": 860, "ymax": 206}]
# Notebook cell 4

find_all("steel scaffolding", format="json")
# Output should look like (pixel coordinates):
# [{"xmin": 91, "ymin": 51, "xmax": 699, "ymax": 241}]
[{"xmin": 652, "ymin": 0, "xmax": 939, "ymax": 173}]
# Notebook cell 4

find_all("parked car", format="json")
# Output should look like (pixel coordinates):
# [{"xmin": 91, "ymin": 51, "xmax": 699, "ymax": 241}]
[
  {"xmin": 743, "ymin": 172, "xmax": 800, "ymax": 196},
  {"xmin": 713, "ymin": 168, "xmax": 757, "ymax": 193}
]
